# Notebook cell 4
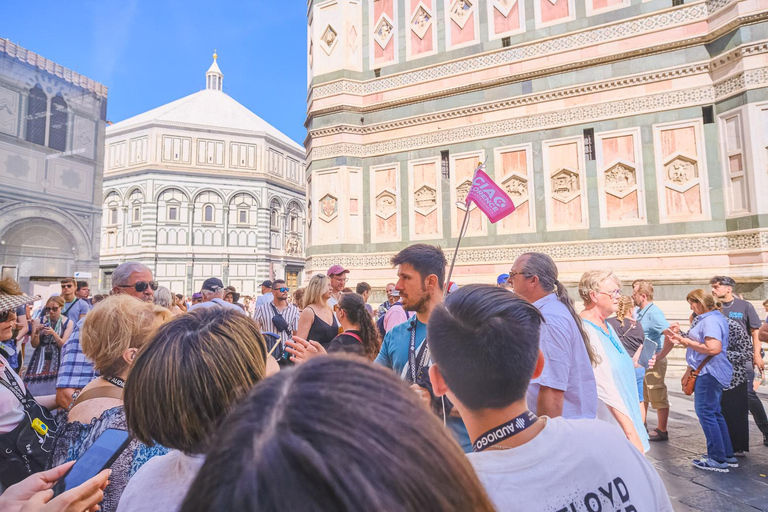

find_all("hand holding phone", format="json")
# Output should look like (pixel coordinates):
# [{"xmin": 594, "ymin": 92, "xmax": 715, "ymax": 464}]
[{"xmin": 52, "ymin": 429, "xmax": 130, "ymax": 498}]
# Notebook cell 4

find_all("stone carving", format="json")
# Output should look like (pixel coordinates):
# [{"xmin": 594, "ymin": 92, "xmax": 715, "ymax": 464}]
[
  {"xmin": 375, "ymin": 191, "xmax": 397, "ymax": 219},
  {"xmin": 321, "ymin": 25, "xmax": 338, "ymax": 55},
  {"xmin": 456, "ymin": 180, "xmax": 473, "ymax": 206},
  {"xmin": 320, "ymin": 193, "xmax": 338, "ymax": 220},
  {"xmin": 493, "ymin": 0, "xmax": 516, "ymax": 17},
  {"xmin": 6, "ymin": 155, "xmax": 29, "ymax": 179},
  {"xmin": 0, "ymin": 87, "xmax": 18, "ymax": 137},
  {"xmin": 412, "ymin": 6, "xmax": 432, "ymax": 39},
  {"xmin": 414, "ymin": 185, "xmax": 437, "ymax": 213},
  {"xmin": 664, "ymin": 155, "xmax": 697, "ymax": 186},
  {"xmin": 451, "ymin": 0, "xmax": 473, "ymax": 29},
  {"xmin": 374, "ymin": 17, "xmax": 394, "ymax": 49},
  {"xmin": 503, "ymin": 175, "xmax": 528, "ymax": 198},
  {"xmin": 307, "ymin": 200, "xmax": 312, "ymax": 226},
  {"xmin": 604, "ymin": 162, "xmax": 636, "ymax": 194},
  {"xmin": 285, "ymin": 235, "xmax": 302, "ymax": 256},
  {"xmin": 551, "ymin": 168, "xmax": 579, "ymax": 202}
]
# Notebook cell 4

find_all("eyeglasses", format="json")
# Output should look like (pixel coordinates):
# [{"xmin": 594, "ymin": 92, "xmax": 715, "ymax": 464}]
[
  {"xmin": 331, "ymin": 275, "xmax": 349, "ymax": 282},
  {"xmin": 117, "ymin": 281, "xmax": 158, "ymax": 293},
  {"xmin": 507, "ymin": 270, "xmax": 527, "ymax": 281},
  {"xmin": 597, "ymin": 289, "xmax": 622, "ymax": 298},
  {"xmin": 0, "ymin": 310, "xmax": 11, "ymax": 323},
  {"xmin": 274, "ymin": 287, "xmax": 289, "ymax": 293},
  {"xmin": 333, "ymin": 304, "xmax": 342, "ymax": 313},
  {"xmin": 61, "ymin": 284, "xmax": 73, "ymax": 289}
]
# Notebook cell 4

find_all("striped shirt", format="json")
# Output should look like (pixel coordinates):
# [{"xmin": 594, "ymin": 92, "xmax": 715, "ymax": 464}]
[{"xmin": 253, "ymin": 301, "xmax": 300, "ymax": 345}]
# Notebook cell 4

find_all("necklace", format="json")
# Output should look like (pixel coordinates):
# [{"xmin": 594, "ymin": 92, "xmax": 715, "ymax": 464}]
[{"xmin": 722, "ymin": 299, "xmax": 734, "ymax": 310}]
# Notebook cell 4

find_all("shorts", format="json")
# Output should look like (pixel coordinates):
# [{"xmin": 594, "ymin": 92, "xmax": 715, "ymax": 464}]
[
  {"xmin": 635, "ymin": 366, "xmax": 645, "ymax": 402},
  {"xmin": 643, "ymin": 356, "xmax": 669, "ymax": 409}
]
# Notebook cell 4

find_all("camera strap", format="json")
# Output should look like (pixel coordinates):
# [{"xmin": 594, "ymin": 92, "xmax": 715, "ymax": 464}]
[
  {"xmin": 472, "ymin": 410, "xmax": 538, "ymax": 452},
  {"xmin": 407, "ymin": 317, "xmax": 428, "ymax": 384}
]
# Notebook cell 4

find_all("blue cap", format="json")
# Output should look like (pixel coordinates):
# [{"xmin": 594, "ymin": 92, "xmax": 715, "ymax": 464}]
[{"xmin": 497, "ymin": 273, "xmax": 510, "ymax": 285}]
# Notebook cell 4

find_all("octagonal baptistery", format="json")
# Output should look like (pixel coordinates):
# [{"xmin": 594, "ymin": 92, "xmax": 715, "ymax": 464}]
[
  {"xmin": 100, "ymin": 53, "xmax": 307, "ymax": 296},
  {"xmin": 306, "ymin": 0, "xmax": 768, "ymax": 303}
]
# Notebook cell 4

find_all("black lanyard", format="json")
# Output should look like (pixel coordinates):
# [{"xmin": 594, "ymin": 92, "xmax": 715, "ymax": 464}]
[
  {"xmin": 472, "ymin": 410, "xmax": 539, "ymax": 452},
  {"xmin": 1, "ymin": 367, "xmax": 29, "ymax": 405},
  {"xmin": 106, "ymin": 376, "xmax": 125, "ymax": 388},
  {"xmin": 407, "ymin": 318, "xmax": 428, "ymax": 384}
]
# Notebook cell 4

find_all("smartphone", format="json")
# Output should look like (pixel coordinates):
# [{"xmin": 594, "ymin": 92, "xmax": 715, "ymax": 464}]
[
  {"xmin": 638, "ymin": 338, "xmax": 658, "ymax": 369},
  {"xmin": 53, "ymin": 429, "xmax": 131, "ymax": 497},
  {"xmin": 661, "ymin": 328, "xmax": 676, "ymax": 338}
]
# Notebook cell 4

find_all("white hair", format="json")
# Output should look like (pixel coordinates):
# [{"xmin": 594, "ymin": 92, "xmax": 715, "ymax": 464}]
[
  {"xmin": 112, "ymin": 262, "xmax": 152, "ymax": 287},
  {"xmin": 154, "ymin": 286, "xmax": 174, "ymax": 310}
]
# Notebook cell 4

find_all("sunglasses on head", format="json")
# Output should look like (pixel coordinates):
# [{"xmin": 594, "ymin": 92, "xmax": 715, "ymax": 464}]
[{"xmin": 118, "ymin": 280, "xmax": 158, "ymax": 293}]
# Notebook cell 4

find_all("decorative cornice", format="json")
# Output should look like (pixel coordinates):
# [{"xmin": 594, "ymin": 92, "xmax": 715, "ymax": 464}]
[
  {"xmin": 0, "ymin": 38, "xmax": 108, "ymax": 99},
  {"xmin": 306, "ymin": 230, "xmax": 768, "ymax": 270}
]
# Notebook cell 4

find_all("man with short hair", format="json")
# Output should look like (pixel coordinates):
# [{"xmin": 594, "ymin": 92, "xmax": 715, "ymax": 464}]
[
  {"xmin": 189, "ymin": 278, "xmax": 246, "ymax": 314},
  {"xmin": 711, "ymin": 276, "xmax": 768, "ymax": 446},
  {"xmin": 75, "ymin": 281, "xmax": 92, "ymax": 306},
  {"xmin": 60, "ymin": 278, "xmax": 90, "ymax": 321},
  {"xmin": 110, "ymin": 262, "xmax": 157, "ymax": 302},
  {"xmin": 377, "ymin": 282, "xmax": 397, "ymax": 319},
  {"xmin": 355, "ymin": 281, "xmax": 374, "ymax": 317},
  {"xmin": 254, "ymin": 279, "xmax": 300, "ymax": 356},
  {"xmin": 255, "ymin": 280, "xmax": 274, "ymax": 308},
  {"xmin": 634, "ymin": 280, "xmax": 672, "ymax": 441},
  {"xmin": 427, "ymin": 285, "xmax": 673, "ymax": 511},
  {"xmin": 509, "ymin": 253, "xmax": 597, "ymax": 419},
  {"xmin": 382, "ymin": 291, "xmax": 411, "ymax": 333},
  {"xmin": 327, "ymin": 265, "xmax": 349, "ymax": 308},
  {"xmin": 374, "ymin": 244, "xmax": 471, "ymax": 452}
]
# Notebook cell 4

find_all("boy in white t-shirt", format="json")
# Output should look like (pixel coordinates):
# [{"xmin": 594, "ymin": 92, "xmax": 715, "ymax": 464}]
[{"xmin": 427, "ymin": 284, "xmax": 673, "ymax": 512}]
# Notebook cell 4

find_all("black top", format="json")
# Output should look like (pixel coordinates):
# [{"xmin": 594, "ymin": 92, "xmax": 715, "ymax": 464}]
[
  {"xmin": 606, "ymin": 317, "xmax": 645, "ymax": 357},
  {"xmin": 328, "ymin": 330, "xmax": 365, "ymax": 357},
  {"xmin": 306, "ymin": 306, "xmax": 339, "ymax": 350}
]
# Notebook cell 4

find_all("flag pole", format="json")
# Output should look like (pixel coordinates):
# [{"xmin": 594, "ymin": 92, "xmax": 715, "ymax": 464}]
[{"xmin": 445, "ymin": 202, "xmax": 471, "ymax": 292}]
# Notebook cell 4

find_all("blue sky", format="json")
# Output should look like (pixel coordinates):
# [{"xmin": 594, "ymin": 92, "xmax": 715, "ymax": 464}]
[{"xmin": 2, "ymin": 0, "xmax": 308, "ymax": 144}]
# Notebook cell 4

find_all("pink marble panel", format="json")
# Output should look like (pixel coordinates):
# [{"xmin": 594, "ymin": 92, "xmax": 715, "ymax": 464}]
[
  {"xmin": 549, "ymin": 142, "xmax": 578, "ymax": 170},
  {"xmin": 451, "ymin": 12, "xmax": 476, "ymax": 45},
  {"xmin": 592, "ymin": 0, "xmax": 623, "ymax": 10},
  {"xmin": 666, "ymin": 185, "xmax": 702, "ymax": 217},
  {"xmin": 602, "ymin": 135, "xmax": 634, "ymax": 163},
  {"xmin": 502, "ymin": 201, "xmax": 529, "ymax": 231},
  {"xmin": 374, "ymin": 0, "xmax": 393, "ymax": 20},
  {"xmin": 502, "ymin": 149, "xmax": 527, "ymax": 175},
  {"xmin": 540, "ymin": 0, "xmax": 569, "ymax": 24},
  {"xmin": 553, "ymin": 198, "xmax": 581, "ymax": 227},
  {"xmin": 454, "ymin": 156, "xmax": 484, "ymax": 235},
  {"xmin": 374, "ymin": 0, "xmax": 396, "ymax": 65},
  {"xmin": 661, "ymin": 127, "xmax": 697, "ymax": 158},
  {"xmin": 413, "ymin": 162, "xmax": 439, "ymax": 236},
  {"xmin": 606, "ymin": 190, "xmax": 638, "ymax": 222},
  {"xmin": 376, "ymin": 215, "xmax": 398, "ymax": 239},
  {"xmin": 494, "ymin": 2, "xmax": 520, "ymax": 34},
  {"xmin": 415, "ymin": 210, "xmax": 438, "ymax": 235},
  {"xmin": 412, "ymin": 26, "xmax": 434, "ymax": 55},
  {"xmin": 375, "ymin": 39, "xmax": 395, "ymax": 64}
]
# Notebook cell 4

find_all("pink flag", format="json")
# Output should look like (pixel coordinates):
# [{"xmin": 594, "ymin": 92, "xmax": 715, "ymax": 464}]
[{"xmin": 465, "ymin": 168, "xmax": 516, "ymax": 224}]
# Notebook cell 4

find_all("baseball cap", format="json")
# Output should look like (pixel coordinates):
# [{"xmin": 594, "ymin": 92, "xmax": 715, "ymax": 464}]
[
  {"xmin": 192, "ymin": 292, "xmax": 203, "ymax": 300},
  {"xmin": 497, "ymin": 273, "xmax": 510, "ymax": 285},
  {"xmin": 201, "ymin": 278, "xmax": 224, "ymax": 292},
  {"xmin": 260, "ymin": 280, "xmax": 273, "ymax": 288},
  {"xmin": 327, "ymin": 265, "xmax": 350, "ymax": 276},
  {"xmin": 390, "ymin": 290, "xmax": 400, "ymax": 297},
  {"xmin": 447, "ymin": 282, "xmax": 459, "ymax": 294}
]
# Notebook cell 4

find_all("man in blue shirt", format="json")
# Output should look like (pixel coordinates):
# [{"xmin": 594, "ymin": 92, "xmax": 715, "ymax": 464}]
[
  {"xmin": 375, "ymin": 244, "xmax": 472, "ymax": 452},
  {"xmin": 59, "ymin": 278, "xmax": 90, "ymax": 322},
  {"xmin": 633, "ymin": 280, "xmax": 671, "ymax": 442}
]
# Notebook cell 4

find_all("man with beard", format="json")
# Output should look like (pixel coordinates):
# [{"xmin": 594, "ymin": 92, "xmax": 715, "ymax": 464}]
[{"xmin": 374, "ymin": 244, "xmax": 471, "ymax": 452}]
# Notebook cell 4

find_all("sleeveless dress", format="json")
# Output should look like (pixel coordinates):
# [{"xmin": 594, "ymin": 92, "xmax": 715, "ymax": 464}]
[
  {"xmin": 306, "ymin": 306, "xmax": 339, "ymax": 350},
  {"xmin": 24, "ymin": 316, "xmax": 69, "ymax": 396}
]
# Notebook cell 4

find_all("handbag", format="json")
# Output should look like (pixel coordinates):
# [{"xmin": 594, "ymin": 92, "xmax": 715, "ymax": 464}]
[
  {"xmin": 0, "ymin": 367, "xmax": 60, "ymax": 487},
  {"xmin": 681, "ymin": 356, "xmax": 713, "ymax": 395}
]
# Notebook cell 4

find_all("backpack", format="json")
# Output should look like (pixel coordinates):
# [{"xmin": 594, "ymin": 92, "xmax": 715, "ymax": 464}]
[{"xmin": 377, "ymin": 302, "xmax": 412, "ymax": 338}]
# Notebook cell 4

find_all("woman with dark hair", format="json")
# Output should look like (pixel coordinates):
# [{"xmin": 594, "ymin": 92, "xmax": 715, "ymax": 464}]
[
  {"xmin": 287, "ymin": 293, "xmax": 380, "ymax": 362},
  {"xmin": 117, "ymin": 308, "xmax": 276, "ymax": 512},
  {"xmin": 179, "ymin": 357, "xmax": 494, "ymax": 512}
]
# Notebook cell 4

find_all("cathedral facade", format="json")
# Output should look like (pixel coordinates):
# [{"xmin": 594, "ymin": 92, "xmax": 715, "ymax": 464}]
[
  {"xmin": 100, "ymin": 55, "xmax": 306, "ymax": 295},
  {"xmin": 306, "ymin": 0, "xmax": 768, "ymax": 298},
  {"xmin": 0, "ymin": 39, "xmax": 107, "ymax": 296}
]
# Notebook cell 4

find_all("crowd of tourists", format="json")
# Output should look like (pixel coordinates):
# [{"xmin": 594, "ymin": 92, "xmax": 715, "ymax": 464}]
[{"xmin": 0, "ymin": 245, "xmax": 766, "ymax": 511}]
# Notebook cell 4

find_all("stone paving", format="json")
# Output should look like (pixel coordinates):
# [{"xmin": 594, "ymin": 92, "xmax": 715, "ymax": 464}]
[{"xmin": 647, "ymin": 388, "xmax": 768, "ymax": 511}]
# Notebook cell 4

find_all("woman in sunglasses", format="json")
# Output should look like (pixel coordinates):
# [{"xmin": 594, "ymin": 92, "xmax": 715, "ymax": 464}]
[{"xmin": 24, "ymin": 296, "xmax": 74, "ymax": 396}]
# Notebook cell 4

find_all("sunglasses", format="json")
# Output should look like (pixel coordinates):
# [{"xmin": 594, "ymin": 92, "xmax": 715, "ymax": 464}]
[
  {"xmin": 61, "ymin": 284, "xmax": 73, "ymax": 289},
  {"xmin": 45, "ymin": 306, "xmax": 61, "ymax": 312},
  {"xmin": 118, "ymin": 280, "xmax": 158, "ymax": 293},
  {"xmin": 0, "ymin": 310, "xmax": 11, "ymax": 323},
  {"xmin": 273, "ymin": 287, "xmax": 289, "ymax": 293}
]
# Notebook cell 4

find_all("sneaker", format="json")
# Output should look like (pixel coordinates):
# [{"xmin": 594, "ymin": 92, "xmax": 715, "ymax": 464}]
[
  {"xmin": 692, "ymin": 458, "xmax": 729, "ymax": 473},
  {"xmin": 725, "ymin": 457, "xmax": 739, "ymax": 468}
]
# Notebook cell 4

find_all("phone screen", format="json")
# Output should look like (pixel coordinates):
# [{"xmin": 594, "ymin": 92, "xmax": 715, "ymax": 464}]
[{"xmin": 53, "ymin": 429, "xmax": 130, "ymax": 496}]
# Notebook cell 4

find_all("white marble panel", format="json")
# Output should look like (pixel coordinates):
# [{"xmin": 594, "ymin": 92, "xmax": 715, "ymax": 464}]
[
  {"xmin": 0, "ymin": 87, "xmax": 19, "ymax": 137},
  {"xmin": 73, "ymin": 116, "xmax": 95, "ymax": 160},
  {"xmin": 0, "ymin": 140, "xmax": 45, "ymax": 186},
  {"xmin": 49, "ymin": 157, "xmax": 94, "ymax": 202}
]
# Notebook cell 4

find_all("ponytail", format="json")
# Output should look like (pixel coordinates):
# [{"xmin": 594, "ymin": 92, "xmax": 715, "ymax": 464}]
[
  {"xmin": 338, "ymin": 293, "xmax": 381, "ymax": 361},
  {"xmin": 554, "ymin": 279, "xmax": 600, "ymax": 367}
]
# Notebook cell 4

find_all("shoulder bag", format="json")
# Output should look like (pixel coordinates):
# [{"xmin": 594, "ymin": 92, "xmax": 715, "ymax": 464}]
[{"xmin": 681, "ymin": 356, "xmax": 713, "ymax": 395}]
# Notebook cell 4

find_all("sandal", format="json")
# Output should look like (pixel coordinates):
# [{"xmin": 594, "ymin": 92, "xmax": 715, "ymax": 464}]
[{"xmin": 648, "ymin": 428, "xmax": 669, "ymax": 442}]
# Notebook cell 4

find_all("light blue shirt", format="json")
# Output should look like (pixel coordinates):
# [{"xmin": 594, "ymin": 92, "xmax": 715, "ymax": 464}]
[
  {"xmin": 635, "ymin": 303, "xmax": 670, "ymax": 353},
  {"xmin": 255, "ymin": 293, "xmax": 274, "ymax": 308},
  {"xmin": 687, "ymin": 310, "xmax": 732, "ymax": 388},
  {"xmin": 188, "ymin": 298, "xmax": 246, "ymax": 315},
  {"xmin": 527, "ymin": 294, "xmax": 598, "ymax": 420}
]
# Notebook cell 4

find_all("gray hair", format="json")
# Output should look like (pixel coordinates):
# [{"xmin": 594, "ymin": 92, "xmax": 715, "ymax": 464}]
[
  {"xmin": 154, "ymin": 286, "xmax": 175, "ymax": 310},
  {"xmin": 112, "ymin": 262, "xmax": 152, "ymax": 287},
  {"xmin": 520, "ymin": 252, "xmax": 599, "ymax": 367}
]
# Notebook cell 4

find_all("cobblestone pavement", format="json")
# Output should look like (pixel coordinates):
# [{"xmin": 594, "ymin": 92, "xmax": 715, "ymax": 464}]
[{"xmin": 647, "ymin": 388, "xmax": 768, "ymax": 511}]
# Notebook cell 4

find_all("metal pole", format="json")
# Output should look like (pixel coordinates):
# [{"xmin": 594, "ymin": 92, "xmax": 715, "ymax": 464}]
[{"xmin": 444, "ymin": 203, "xmax": 471, "ymax": 294}]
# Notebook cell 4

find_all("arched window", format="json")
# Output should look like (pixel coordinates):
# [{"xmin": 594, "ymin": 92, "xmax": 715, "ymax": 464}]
[
  {"xmin": 204, "ymin": 204, "xmax": 214, "ymax": 223},
  {"xmin": 25, "ymin": 85, "xmax": 47, "ymax": 146},
  {"xmin": 48, "ymin": 94, "xmax": 68, "ymax": 151}
]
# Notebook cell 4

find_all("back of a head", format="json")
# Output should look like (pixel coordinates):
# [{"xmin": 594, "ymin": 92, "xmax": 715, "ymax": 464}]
[
  {"xmin": 338, "ymin": 293, "xmax": 380, "ymax": 359},
  {"xmin": 180, "ymin": 357, "xmax": 494, "ymax": 512},
  {"xmin": 355, "ymin": 281, "xmax": 371, "ymax": 295},
  {"xmin": 81, "ymin": 294, "xmax": 172, "ymax": 378},
  {"xmin": 125, "ymin": 307, "xmax": 268, "ymax": 454},
  {"xmin": 154, "ymin": 285, "xmax": 174, "ymax": 309},
  {"xmin": 428, "ymin": 285, "xmax": 543, "ymax": 410}
]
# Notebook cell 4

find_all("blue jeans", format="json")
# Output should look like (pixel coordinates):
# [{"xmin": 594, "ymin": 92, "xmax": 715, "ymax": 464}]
[
  {"xmin": 635, "ymin": 366, "xmax": 645, "ymax": 402},
  {"xmin": 694, "ymin": 372, "xmax": 733, "ymax": 463}
]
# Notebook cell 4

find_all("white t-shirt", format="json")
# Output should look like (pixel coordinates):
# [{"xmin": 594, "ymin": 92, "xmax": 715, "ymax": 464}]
[
  {"xmin": 467, "ymin": 417, "xmax": 672, "ymax": 512},
  {"xmin": 117, "ymin": 450, "xmax": 205, "ymax": 512},
  {"xmin": 0, "ymin": 355, "xmax": 25, "ymax": 434}
]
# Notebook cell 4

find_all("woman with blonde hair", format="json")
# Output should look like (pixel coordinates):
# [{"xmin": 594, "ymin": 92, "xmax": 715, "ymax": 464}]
[
  {"xmin": 579, "ymin": 271, "xmax": 649, "ymax": 453},
  {"xmin": 50, "ymin": 294, "xmax": 173, "ymax": 511},
  {"xmin": 664, "ymin": 289, "xmax": 735, "ymax": 472},
  {"xmin": 295, "ymin": 274, "xmax": 338, "ymax": 350},
  {"xmin": 607, "ymin": 296, "xmax": 648, "ymax": 419},
  {"xmin": 24, "ymin": 295, "xmax": 74, "ymax": 396}
]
